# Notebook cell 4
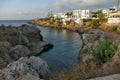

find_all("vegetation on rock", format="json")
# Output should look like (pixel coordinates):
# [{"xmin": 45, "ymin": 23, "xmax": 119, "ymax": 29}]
[
  {"xmin": 88, "ymin": 40, "xmax": 118, "ymax": 65},
  {"xmin": 90, "ymin": 19, "xmax": 100, "ymax": 28}
]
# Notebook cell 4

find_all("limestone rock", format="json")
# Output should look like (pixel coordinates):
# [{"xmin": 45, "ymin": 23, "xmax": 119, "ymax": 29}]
[
  {"xmin": 0, "ymin": 56, "xmax": 50, "ymax": 80},
  {"xmin": 88, "ymin": 74, "xmax": 120, "ymax": 80},
  {"xmin": 0, "ymin": 56, "xmax": 8, "ymax": 69},
  {"xmin": 18, "ymin": 73, "xmax": 42, "ymax": 80},
  {"xmin": 0, "ymin": 41, "xmax": 11, "ymax": 53},
  {"xmin": 0, "ymin": 41, "xmax": 12, "ymax": 68},
  {"xmin": 82, "ymin": 34, "xmax": 98, "ymax": 44},
  {"xmin": 29, "ymin": 41, "xmax": 47, "ymax": 54},
  {"xmin": 9, "ymin": 45, "xmax": 30, "ymax": 60}
]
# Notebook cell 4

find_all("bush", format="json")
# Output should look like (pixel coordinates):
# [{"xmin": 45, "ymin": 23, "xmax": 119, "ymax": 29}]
[
  {"xmin": 65, "ymin": 20, "xmax": 72, "ymax": 25},
  {"xmin": 91, "ymin": 19, "xmax": 100, "ymax": 28},
  {"xmin": 99, "ymin": 18, "xmax": 108, "ymax": 23},
  {"xmin": 88, "ymin": 41, "xmax": 118, "ymax": 65},
  {"xmin": 111, "ymin": 26, "xmax": 117, "ymax": 32},
  {"xmin": 83, "ymin": 19, "xmax": 92, "ymax": 22}
]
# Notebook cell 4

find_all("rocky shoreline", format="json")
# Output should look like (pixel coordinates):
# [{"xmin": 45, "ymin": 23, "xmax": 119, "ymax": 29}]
[
  {"xmin": 30, "ymin": 19, "xmax": 120, "ymax": 80},
  {"xmin": 29, "ymin": 19, "xmax": 90, "ymax": 34},
  {"xmin": 79, "ymin": 29, "xmax": 120, "ymax": 79},
  {"xmin": 0, "ymin": 24, "xmax": 53, "ymax": 80},
  {"xmin": 0, "ymin": 20, "xmax": 119, "ymax": 80}
]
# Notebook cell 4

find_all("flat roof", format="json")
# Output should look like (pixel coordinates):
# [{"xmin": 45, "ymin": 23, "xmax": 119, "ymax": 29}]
[{"xmin": 109, "ymin": 12, "xmax": 120, "ymax": 16}]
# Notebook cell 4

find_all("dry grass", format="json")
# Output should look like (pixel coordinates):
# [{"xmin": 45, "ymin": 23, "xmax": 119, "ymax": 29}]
[
  {"xmin": 100, "ymin": 23, "xmax": 120, "ymax": 33},
  {"xmin": 49, "ymin": 61, "xmax": 102, "ymax": 80}
]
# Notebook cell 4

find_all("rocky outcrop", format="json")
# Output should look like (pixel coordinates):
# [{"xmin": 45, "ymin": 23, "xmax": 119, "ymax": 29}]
[
  {"xmin": 0, "ymin": 24, "xmax": 53, "ymax": 69},
  {"xmin": 88, "ymin": 74, "xmax": 120, "ymax": 80},
  {"xmin": 0, "ymin": 41, "xmax": 12, "ymax": 68},
  {"xmin": 18, "ymin": 73, "xmax": 41, "ymax": 80},
  {"xmin": 28, "ymin": 41, "xmax": 46, "ymax": 54},
  {"xmin": 0, "ymin": 56, "xmax": 50, "ymax": 80},
  {"xmin": 79, "ymin": 29, "xmax": 106, "ymax": 62},
  {"xmin": 81, "ymin": 29, "xmax": 105, "ymax": 45},
  {"xmin": 9, "ymin": 45, "xmax": 30, "ymax": 60},
  {"xmin": 78, "ymin": 29, "xmax": 120, "ymax": 79}
]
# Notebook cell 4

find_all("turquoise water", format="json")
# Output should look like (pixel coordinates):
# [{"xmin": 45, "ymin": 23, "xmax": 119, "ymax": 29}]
[{"xmin": 0, "ymin": 20, "xmax": 82, "ymax": 73}]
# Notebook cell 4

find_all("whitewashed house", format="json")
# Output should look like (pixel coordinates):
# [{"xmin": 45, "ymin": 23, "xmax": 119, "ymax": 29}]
[
  {"xmin": 54, "ymin": 13, "xmax": 73, "ymax": 25},
  {"xmin": 109, "ymin": 6, "xmax": 117, "ymax": 13},
  {"xmin": 55, "ymin": 13, "xmax": 67, "ymax": 19},
  {"xmin": 73, "ymin": 10, "xmax": 81, "ymax": 19},
  {"xmin": 72, "ymin": 10, "xmax": 91, "ymax": 24},
  {"xmin": 73, "ymin": 10, "xmax": 91, "ymax": 19},
  {"xmin": 108, "ymin": 12, "xmax": 120, "ymax": 24},
  {"xmin": 81, "ymin": 10, "xmax": 91, "ymax": 19},
  {"xmin": 102, "ymin": 6, "xmax": 118, "ymax": 18},
  {"xmin": 53, "ymin": 13, "xmax": 67, "ymax": 19},
  {"xmin": 102, "ymin": 9, "xmax": 109, "ymax": 18},
  {"xmin": 74, "ymin": 18, "xmax": 83, "ymax": 24}
]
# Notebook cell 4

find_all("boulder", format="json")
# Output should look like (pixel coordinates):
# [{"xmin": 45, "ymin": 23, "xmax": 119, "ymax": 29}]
[
  {"xmin": 82, "ymin": 34, "xmax": 98, "ymax": 45},
  {"xmin": 81, "ymin": 29, "xmax": 105, "ymax": 45},
  {"xmin": 9, "ymin": 45, "xmax": 30, "ymax": 60},
  {"xmin": 0, "ymin": 56, "xmax": 50, "ymax": 80},
  {"xmin": 18, "ymin": 73, "xmax": 41, "ymax": 80},
  {"xmin": 88, "ymin": 74, "xmax": 120, "ymax": 80},
  {"xmin": 112, "ymin": 44, "xmax": 120, "ymax": 63},
  {"xmin": 19, "ymin": 24, "xmax": 43, "ymax": 41},
  {"xmin": 0, "ymin": 56, "xmax": 8, "ymax": 69},
  {"xmin": 0, "ymin": 41, "xmax": 12, "ymax": 68},
  {"xmin": 28, "ymin": 41, "xmax": 47, "ymax": 54},
  {"xmin": 29, "ymin": 42, "xmax": 53, "ymax": 55},
  {"xmin": 0, "ymin": 41, "xmax": 11, "ymax": 53}
]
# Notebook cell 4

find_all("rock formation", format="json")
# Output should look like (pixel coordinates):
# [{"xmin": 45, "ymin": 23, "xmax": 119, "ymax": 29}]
[
  {"xmin": 0, "ymin": 56, "xmax": 50, "ymax": 80},
  {"xmin": 0, "ymin": 24, "xmax": 53, "ymax": 80}
]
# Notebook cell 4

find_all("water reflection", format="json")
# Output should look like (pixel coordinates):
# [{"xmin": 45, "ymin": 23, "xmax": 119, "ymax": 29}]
[{"xmin": 38, "ymin": 26, "xmax": 82, "ymax": 73}]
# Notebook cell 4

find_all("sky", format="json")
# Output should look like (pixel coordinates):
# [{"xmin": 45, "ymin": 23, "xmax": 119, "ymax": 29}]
[{"xmin": 0, "ymin": 0, "xmax": 117, "ymax": 20}]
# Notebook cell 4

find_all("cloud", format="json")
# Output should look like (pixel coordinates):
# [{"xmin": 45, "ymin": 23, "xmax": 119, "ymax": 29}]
[
  {"xmin": 52, "ymin": 0, "xmax": 116, "ymax": 13},
  {"xmin": 0, "ymin": 0, "xmax": 117, "ymax": 20}
]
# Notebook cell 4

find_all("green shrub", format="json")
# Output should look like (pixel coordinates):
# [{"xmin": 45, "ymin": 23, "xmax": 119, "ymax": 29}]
[
  {"xmin": 111, "ymin": 26, "xmax": 117, "ymax": 32},
  {"xmin": 88, "ymin": 41, "xmax": 118, "ymax": 65},
  {"xmin": 91, "ymin": 19, "xmax": 100, "ymax": 28},
  {"xmin": 100, "ymin": 18, "xmax": 108, "ymax": 22},
  {"xmin": 83, "ymin": 19, "xmax": 92, "ymax": 22},
  {"xmin": 65, "ymin": 20, "xmax": 72, "ymax": 25}
]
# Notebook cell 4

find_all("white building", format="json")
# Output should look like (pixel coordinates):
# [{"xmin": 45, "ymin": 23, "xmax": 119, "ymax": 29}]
[
  {"xmin": 73, "ymin": 10, "xmax": 91, "ymax": 19},
  {"xmin": 74, "ymin": 18, "xmax": 83, "ymax": 24},
  {"xmin": 108, "ymin": 12, "xmax": 120, "ymax": 24},
  {"xmin": 109, "ymin": 6, "xmax": 117, "ymax": 13},
  {"xmin": 102, "ymin": 9, "xmax": 109, "ymax": 18},
  {"xmin": 62, "ymin": 18, "xmax": 72, "ymax": 25},
  {"xmin": 102, "ymin": 6, "xmax": 118, "ymax": 18},
  {"xmin": 54, "ymin": 13, "xmax": 67, "ymax": 19},
  {"xmin": 54, "ymin": 10, "xmax": 91, "ymax": 24},
  {"xmin": 73, "ymin": 10, "xmax": 81, "ymax": 19}
]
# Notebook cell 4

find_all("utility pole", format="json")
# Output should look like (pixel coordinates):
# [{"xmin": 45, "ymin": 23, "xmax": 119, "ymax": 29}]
[{"xmin": 117, "ymin": 0, "xmax": 120, "ymax": 11}]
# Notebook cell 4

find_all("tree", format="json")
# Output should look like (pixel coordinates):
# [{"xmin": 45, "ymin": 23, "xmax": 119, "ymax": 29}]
[
  {"xmin": 66, "ymin": 12, "xmax": 73, "ymax": 18},
  {"xmin": 47, "ymin": 11, "xmax": 53, "ymax": 18}
]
